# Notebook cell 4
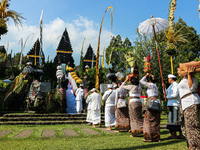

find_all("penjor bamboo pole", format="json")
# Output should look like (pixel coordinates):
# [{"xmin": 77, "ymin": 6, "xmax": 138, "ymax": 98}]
[
  {"xmin": 95, "ymin": 6, "xmax": 113, "ymax": 89},
  {"xmin": 171, "ymin": 55, "xmax": 173, "ymax": 74}
]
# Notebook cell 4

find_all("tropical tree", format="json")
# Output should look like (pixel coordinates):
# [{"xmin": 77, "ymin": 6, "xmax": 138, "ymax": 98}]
[
  {"xmin": 0, "ymin": 0, "xmax": 25, "ymax": 38},
  {"xmin": 105, "ymin": 35, "xmax": 133, "ymax": 70}
]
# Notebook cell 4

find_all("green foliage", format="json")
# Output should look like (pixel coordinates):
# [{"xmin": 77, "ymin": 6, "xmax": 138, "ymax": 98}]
[
  {"xmin": 174, "ymin": 17, "xmax": 200, "ymax": 62},
  {"xmin": 105, "ymin": 35, "xmax": 133, "ymax": 70},
  {"xmin": 0, "ymin": 0, "xmax": 25, "ymax": 38},
  {"xmin": 41, "ymin": 61, "xmax": 57, "ymax": 88},
  {"xmin": 45, "ymin": 89, "xmax": 61, "ymax": 113},
  {"xmin": 79, "ymin": 55, "xmax": 85, "ymax": 76},
  {"xmin": 0, "ymin": 18, "xmax": 7, "ymax": 37},
  {"xmin": 83, "ymin": 67, "xmax": 109, "ymax": 90}
]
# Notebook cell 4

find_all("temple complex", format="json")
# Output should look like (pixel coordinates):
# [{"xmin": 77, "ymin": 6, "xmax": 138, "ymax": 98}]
[
  {"xmin": 83, "ymin": 44, "xmax": 96, "ymax": 68},
  {"xmin": 27, "ymin": 39, "xmax": 45, "ymax": 66},
  {"xmin": 54, "ymin": 28, "xmax": 75, "ymax": 67}
]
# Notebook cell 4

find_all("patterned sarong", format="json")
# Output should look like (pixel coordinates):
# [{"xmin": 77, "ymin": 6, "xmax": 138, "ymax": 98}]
[
  {"xmin": 143, "ymin": 96, "xmax": 160, "ymax": 142},
  {"xmin": 115, "ymin": 106, "xmax": 130, "ymax": 131},
  {"xmin": 184, "ymin": 104, "xmax": 200, "ymax": 150},
  {"xmin": 129, "ymin": 101, "xmax": 143, "ymax": 136}
]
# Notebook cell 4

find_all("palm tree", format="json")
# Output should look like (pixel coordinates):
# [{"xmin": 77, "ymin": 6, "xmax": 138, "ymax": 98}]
[{"xmin": 0, "ymin": 0, "xmax": 25, "ymax": 38}]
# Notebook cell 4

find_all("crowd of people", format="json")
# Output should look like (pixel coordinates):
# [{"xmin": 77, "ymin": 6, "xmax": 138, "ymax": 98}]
[{"xmin": 75, "ymin": 66, "xmax": 200, "ymax": 150}]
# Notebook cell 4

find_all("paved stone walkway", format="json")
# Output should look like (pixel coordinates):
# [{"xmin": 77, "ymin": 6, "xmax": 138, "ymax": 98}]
[
  {"xmin": 41, "ymin": 129, "xmax": 55, "ymax": 137},
  {"xmin": 0, "ymin": 128, "xmax": 119, "ymax": 138},
  {"xmin": 63, "ymin": 129, "xmax": 79, "ymax": 136},
  {"xmin": 15, "ymin": 130, "xmax": 34, "ymax": 138},
  {"xmin": 81, "ymin": 128, "xmax": 101, "ymax": 135},
  {"xmin": 0, "ymin": 130, "xmax": 13, "ymax": 138}
]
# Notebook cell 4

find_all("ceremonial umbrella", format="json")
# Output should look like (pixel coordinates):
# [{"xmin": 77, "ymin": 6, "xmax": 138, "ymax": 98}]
[{"xmin": 138, "ymin": 15, "xmax": 169, "ymax": 99}]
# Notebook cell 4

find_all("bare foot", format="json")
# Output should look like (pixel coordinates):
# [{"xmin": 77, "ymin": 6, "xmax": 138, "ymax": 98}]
[
  {"xmin": 141, "ymin": 139, "xmax": 152, "ymax": 142},
  {"xmin": 87, "ymin": 123, "xmax": 92, "ymax": 126},
  {"xmin": 93, "ymin": 125, "xmax": 96, "ymax": 128},
  {"xmin": 106, "ymin": 127, "xmax": 111, "ymax": 130},
  {"xmin": 130, "ymin": 135, "xmax": 133, "ymax": 137},
  {"xmin": 114, "ymin": 130, "xmax": 119, "ymax": 133}
]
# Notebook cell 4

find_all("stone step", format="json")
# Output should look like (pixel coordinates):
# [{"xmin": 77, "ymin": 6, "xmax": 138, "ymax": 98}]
[
  {"xmin": 3, "ymin": 113, "xmax": 88, "ymax": 118},
  {"xmin": 0, "ymin": 116, "xmax": 87, "ymax": 121},
  {"xmin": 0, "ymin": 120, "xmax": 87, "ymax": 125}
]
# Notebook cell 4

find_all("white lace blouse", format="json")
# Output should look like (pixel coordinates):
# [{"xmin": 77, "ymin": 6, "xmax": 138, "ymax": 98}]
[
  {"xmin": 121, "ymin": 82, "xmax": 141, "ymax": 103},
  {"xmin": 178, "ymin": 76, "xmax": 200, "ymax": 111},
  {"xmin": 140, "ymin": 76, "xmax": 159, "ymax": 97}
]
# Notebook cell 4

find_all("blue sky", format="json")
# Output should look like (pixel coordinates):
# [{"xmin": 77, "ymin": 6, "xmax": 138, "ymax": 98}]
[{"xmin": 1, "ymin": 0, "xmax": 200, "ymax": 65}]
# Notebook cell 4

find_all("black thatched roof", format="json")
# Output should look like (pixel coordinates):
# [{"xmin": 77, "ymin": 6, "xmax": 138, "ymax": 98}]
[
  {"xmin": 83, "ymin": 44, "xmax": 96, "ymax": 68},
  {"xmin": 27, "ymin": 39, "xmax": 44, "ymax": 66},
  {"xmin": 54, "ymin": 28, "xmax": 75, "ymax": 67}
]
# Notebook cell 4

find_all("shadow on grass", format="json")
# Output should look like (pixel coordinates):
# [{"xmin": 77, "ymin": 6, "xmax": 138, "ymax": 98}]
[
  {"xmin": 160, "ymin": 130, "xmax": 170, "ymax": 135},
  {"xmin": 101, "ymin": 139, "xmax": 185, "ymax": 150}
]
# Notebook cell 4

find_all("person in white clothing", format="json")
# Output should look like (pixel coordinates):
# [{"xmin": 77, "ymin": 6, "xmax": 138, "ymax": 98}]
[
  {"xmin": 162, "ymin": 74, "xmax": 184, "ymax": 139},
  {"xmin": 177, "ymin": 67, "xmax": 200, "ymax": 150},
  {"xmin": 86, "ymin": 94, "xmax": 92, "ymax": 125},
  {"xmin": 87, "ymin": 88, "xmax": 102, "ymax": 127},
  {"xmin": 113, "ymin": 84, "xmax": 118, "ymax": 91},
  {"xmin": 121, "ymin": 75, "xmax": 143, "ymax": 137},
  {"xmin": 140, "ymin": 73, "xmax": 161, "ymax": 142},
  {"xmin": 75, "ymin": 84, "xmax": 84, "ymax": 114},
  {"xmin": 102, "ymin": 84, "xmax": 116, "ymax": 130}
]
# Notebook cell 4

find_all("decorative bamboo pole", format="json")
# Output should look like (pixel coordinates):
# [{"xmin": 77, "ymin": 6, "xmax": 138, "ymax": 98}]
[
  {"xmin": 168, "ymin": 0, "xmax": 176, "ymax": 74},
  {"xmin": 95, "ymin": 6, "xmax": 113, "ymax": 89}
]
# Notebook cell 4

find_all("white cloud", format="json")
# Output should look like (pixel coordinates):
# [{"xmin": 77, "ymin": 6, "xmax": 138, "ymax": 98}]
[{"xmin": 1, "ymin": 16, "xmax": 113, "ymax": 65}]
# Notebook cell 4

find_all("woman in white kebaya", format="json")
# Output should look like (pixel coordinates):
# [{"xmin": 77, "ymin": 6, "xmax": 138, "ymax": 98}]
[
  {"xmin": 177, "ymin": 67, "xmax": 200, "ymax": 150},
  {"xmin": 140, "ymin": 73, "xmax": 161, "ymax": 142}
]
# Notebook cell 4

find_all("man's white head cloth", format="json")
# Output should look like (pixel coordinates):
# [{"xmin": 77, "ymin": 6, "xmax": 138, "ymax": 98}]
[
  {"xmin": 168, "ymin": 74, "xmax": 176, "ymax": 78},
  {"xmin": 91, "ymin": 88, "xmax": 96, "ymax": 92},
  {"xmin": 107, "ymin": 84, "xmax": 113, "ymax": 89}
]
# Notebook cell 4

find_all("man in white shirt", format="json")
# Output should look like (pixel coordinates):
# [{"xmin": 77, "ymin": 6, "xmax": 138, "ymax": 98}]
[
  {"xmin": 75, "ymin": 84, "xmax": 84, "ymax": 114},
  {"xmin": 102, "ymin": 84, "xmax": 116, "ymax": 130},
  {"xmin": 163, "ymin": 74, "xmax": 184, "ymax": 139},
  {"xmin": 87, "ymin": 88, "xmax": 102, "ymax": 127}
]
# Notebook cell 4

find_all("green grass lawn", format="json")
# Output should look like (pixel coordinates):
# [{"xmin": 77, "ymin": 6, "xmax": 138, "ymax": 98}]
[{"xmin": 0, "ymin": 124, "xmax": 186, "ymax": 150}]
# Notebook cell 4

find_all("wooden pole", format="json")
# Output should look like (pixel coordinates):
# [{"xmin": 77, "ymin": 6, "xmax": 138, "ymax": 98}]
[{"xmin": 152, "ymin": 25, "xmax": 167, "ymax": 100}]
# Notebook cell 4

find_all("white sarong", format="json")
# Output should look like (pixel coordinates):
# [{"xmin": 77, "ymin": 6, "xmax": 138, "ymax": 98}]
[
  {"xmin": 76, "ymin": 100, "xmax": 83, "ymax": 113},
  {"xmin": 91, "ymin": 109, "xmax": 101, "ymax": 124},
  {"xmin": 86, "ymin": 109, "xmax": 92, "ymax": 123},
  {"xmin": 105, "ymin": 105, "xmax": 116, "ymax": 127}
]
